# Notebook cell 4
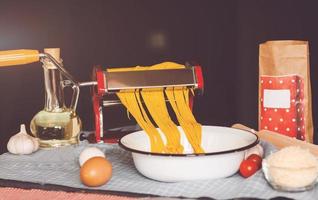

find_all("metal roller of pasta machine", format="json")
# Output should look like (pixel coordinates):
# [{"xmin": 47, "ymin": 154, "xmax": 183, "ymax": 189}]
[{"xmin": 89, "ymin": 65, "xmax": 204, "ymax": 143}]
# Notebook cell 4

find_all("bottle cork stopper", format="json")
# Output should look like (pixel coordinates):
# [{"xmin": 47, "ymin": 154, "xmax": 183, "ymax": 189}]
[
  {"xmin": 44, "ymin": 48, "xmax": 60, "ymax": 60},
  {"xmin": 43, "ymin": 48, "xmax": 61, "ymax": 69}
]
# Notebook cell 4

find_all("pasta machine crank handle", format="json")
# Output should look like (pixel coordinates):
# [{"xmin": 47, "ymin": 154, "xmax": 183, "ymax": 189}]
[
  {"xmin": 0, "ymin": 49, "xmax": 40, "ymax": 67},
  {"xmin": 79, "ymin": 81, "xmax": 98, "ymax": 87}
]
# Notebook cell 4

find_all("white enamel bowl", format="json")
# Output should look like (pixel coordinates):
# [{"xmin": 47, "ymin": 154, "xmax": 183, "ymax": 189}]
[{"xmin": 119, "ymin": 126, "xmax": 258, "ymax": 182}]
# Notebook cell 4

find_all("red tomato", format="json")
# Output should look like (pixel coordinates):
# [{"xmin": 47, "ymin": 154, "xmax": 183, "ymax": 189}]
[
  {"xmin": 247, "ymin": 154, "xmax": 262, "ymax": 168},
  {"xmin": 239, "ymin": 159, "xmax": 259, "ymax": 178}
]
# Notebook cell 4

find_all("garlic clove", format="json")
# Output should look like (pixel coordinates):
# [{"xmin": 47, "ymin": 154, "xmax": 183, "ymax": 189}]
[
  {"xmin": 7, "ymin": 137, "xmax": 17, "ymax": 154},
  {"xmin": 16, "ymin": 135, "xmax": 34, "ymax": 155}
]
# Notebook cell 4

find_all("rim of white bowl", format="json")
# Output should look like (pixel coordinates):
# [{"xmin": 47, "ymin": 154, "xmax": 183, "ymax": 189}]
[{"xmin": 118, "ymin": 127, "xmax": 259, "ymax": 157}]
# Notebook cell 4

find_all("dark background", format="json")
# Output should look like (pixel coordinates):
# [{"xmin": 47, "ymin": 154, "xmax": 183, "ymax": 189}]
[{"xmin": 0, "ymin": 0, "xmax": 317, "ymax": 153}]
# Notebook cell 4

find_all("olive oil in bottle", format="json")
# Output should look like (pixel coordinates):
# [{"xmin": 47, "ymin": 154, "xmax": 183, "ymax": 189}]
[{"xmin": 30, "ymin": 110, "xmax": 81, "ymax": 148}]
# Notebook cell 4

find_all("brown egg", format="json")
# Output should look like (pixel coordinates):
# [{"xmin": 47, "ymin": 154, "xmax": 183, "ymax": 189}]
[{"xmin": 80, "ymin": 157, "xmax": 112, "ymax": 187}]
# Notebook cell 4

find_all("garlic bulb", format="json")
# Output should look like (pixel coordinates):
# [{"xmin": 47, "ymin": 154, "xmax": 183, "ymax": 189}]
[{"xmin": 7, "ymin": 124, "xmax": 39, "ymax": 155}]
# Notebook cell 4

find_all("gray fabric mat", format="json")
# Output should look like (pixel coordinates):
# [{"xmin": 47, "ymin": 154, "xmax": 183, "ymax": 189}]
[{"xmin": 0, "ymin": 141, "xmax": 317, "ymax": 200}]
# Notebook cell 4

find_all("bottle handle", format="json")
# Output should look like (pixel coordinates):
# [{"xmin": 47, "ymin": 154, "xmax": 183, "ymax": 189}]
[
  {"xmin": 61, "ymin": 79, "xmax": 80, "ymax": 112},
  {"xmin": 41, "ymin": 53, "xmax": 80, "ymax": 111},
  {"xmin": 0, "ymin": 49, "xmax": 40, "ymax": 67}
]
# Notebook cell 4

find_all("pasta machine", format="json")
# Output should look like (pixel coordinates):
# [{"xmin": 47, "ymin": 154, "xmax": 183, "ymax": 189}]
[{"xmin": 91, "ymin": 64, "xmax": 204, "ymax": 143}]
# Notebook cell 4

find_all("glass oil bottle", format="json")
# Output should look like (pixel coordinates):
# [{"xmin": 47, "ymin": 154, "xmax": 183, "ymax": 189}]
[{"xmin": 30, "ymin": 48, "xmax": 81, "ymax": 148}]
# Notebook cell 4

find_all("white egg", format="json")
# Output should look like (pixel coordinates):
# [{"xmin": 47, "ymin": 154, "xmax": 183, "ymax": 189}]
[
  {"xmin": 79, "ymin": 147, "xmax": 106, "ymax": 166},
  {"xmin": 245, "ymin": 144, "xmax": 264, "ymax": 159}
]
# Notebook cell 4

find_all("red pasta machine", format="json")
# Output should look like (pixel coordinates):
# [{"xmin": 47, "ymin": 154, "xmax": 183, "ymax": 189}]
[{"xmin": 90, "ymin": 64, "xmax": 204, "ymax": 143}]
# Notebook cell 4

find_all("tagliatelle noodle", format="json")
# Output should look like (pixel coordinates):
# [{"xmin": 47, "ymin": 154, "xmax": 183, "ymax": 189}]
[
  {"xmin": 141, "ymin": 88, "xmax": 184, "ymax": 153},
  {"xmin": 165, "ymin": 87, "xmax": 204, "ymax": 153},
  {"xmin": 116, "ymin": 90, "xmax": 165, "ymax": 153}
]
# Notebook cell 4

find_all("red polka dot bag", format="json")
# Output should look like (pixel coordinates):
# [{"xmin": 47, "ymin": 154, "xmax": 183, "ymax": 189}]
[{"xmin": 259, "ymin": 41, "xmax": 314, "ymax": 143}]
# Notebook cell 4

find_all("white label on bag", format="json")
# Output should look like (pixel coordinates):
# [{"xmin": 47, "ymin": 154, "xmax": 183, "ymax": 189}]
[{"xmin": 263, "ymin": 89, "xmax": 290, "ymax": 108}]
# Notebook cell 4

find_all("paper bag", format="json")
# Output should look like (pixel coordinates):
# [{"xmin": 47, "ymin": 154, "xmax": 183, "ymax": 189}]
[{"xmin": 259, "ymin": 40, "xmax": 313, "ymax": 142}]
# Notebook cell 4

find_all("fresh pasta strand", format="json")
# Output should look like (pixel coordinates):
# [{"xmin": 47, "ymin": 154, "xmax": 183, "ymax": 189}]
[
  {"xmin": 141, "ymin": 88, "xmax": 184, "ymax": 153},
  {"xmin": 117, "ymin": 90, "xmax": 165, "ymax": 153},
  {"xmin": 165, "ymin": 87, "xmax": 204, "ymax": 153}
]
